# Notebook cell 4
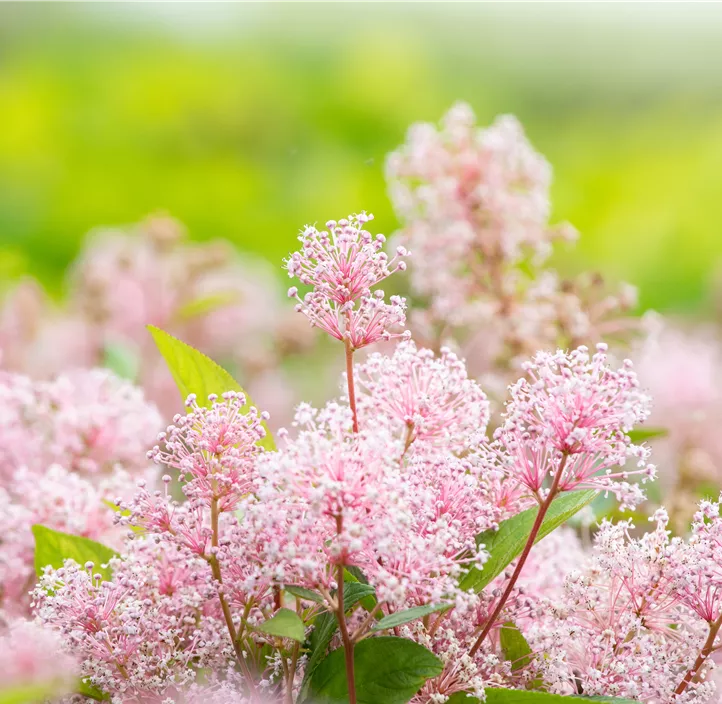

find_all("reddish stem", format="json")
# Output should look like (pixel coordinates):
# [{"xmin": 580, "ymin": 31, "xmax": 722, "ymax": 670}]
[
  {"xmin": 674, "ymin": 613, "xmax": 722, "ymax": 697},
  {"xmin": 468, "ymin": 454, "xmax": 568, "ymax": 657},
  {"xmin": 345, "ymin": 337, "xmax": 359, "ymax": 433}
]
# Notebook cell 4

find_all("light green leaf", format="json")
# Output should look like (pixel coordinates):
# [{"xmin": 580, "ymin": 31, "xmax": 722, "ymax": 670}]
[
  {"xmin": 101, "ymin": 499, "xmax": 143, "ymax": 534},
  {"xmin": 77, "ymin": 680, "xmax": 110, "ymax": 701},
  {"xmin": 307, "ymin": 636, "xmax": 443, "ymax": 704},
  {"xmin": 148, "ymin": 325, "xmax": 275, "ymax": 450},
  {"xmin": 175, "ymin": 291, "xmax": 239, "ymax": 321},
  {"xmin": 627, "ymin": 427, "xmax": 668, "ymax": 443},
  {"xmin": 372, "ymin": 603, "xmax": 447, "ymax": 631},
  {"xmin": 499, "ymin": 621, "xmax": 533, "ymax": 671},
  {"xmin": 460, "ymin": 490, "xmax": 596, "ymax": 593},
  {"xmin": 285, "ymin": 585, "xmax": 324, "ymax": 603},
  {"xmin": 102, "ymin": 341, "xmax": 140, "ymax": 382},
  {"xmin": 32, "ymin": 525, "xmax": 118, "ymax": 581},
  {"xmin": 257, "ymin": 608, "xmax": 306, "ymax": 643}
]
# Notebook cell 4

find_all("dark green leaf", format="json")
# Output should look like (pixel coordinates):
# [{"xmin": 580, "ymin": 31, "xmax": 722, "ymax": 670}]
[
  {"xmin": 148, "ymin": 325, "xmax": 275, "ymax": 450},
  {"xmin": 308, "ymin": 636, "xmax": 443, "ymax": 704},
  {"xmin": 285, "ymin": 585, "xmax": 324, "ymax": 604},
  {"xmin": 299, "ymin": 581, "xmax": 378, "ymax": 698},
  {"xmin": 32, "ymin": 525, "xmax": 118, "ymax": 581},
  {"xmin": 460, "ymin": 490, "xmax": 596, "ymax": 593},
  {"xmin": 499, "ymin": 621, "xmax": 533, "ymax": 671},
  {"xmin": 627, "ymin": 427, "xmax": 667, "ymax": 443},
  {"xmin": 372, "ymin": 603, "xmax": 447, "ymax": 631},
  {"xmin": 257, "ymin": 608, "xmax": 306, "ymax": 643}
]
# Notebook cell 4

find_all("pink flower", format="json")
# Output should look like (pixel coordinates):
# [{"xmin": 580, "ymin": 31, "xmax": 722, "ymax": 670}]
[
  {"xmin": 487, "ymin": 344, "xmax": 655, "ymax": 509},
  {"xmin": 148, "ymin": 391, "xmax": 267, "ymax": 513},
  {"xmin": 286, "ymin": 213, "xmax": 410, "ymax": 350},
  {"xmin": 355, "ymin": 340, "xmax": 490, "ymax": 454}
]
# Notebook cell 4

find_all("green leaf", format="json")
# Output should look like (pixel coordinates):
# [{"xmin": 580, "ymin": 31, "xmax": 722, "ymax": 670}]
[
  {"xmin": 627, "ymin": 427, "xmax": 667, "ymax": 443},
  {"xmin": 102, "ymin": 341, "xmax": 140, "ymax": 382},
  {"xmin": 307, "ymin": 636, "xmax": 443, "ymax": 704},
  {"xmin": 300, "ymin": 580, "xmax": 378, "ymax": 698},
  {"xmin": 342, "ymin": 582, "xmax": 376, "ymax": 612},
  {"xmin": 446, "ymin": 695, "xmax": 481, "ymax": 704},
  {"xmin": 77, "ymin": 680, "xmax": 110, "ymax": 701},
  {"xmin": 257, "ymin": 608, "xmax": 306, "ymax": 643},
  {"xmin": 148, "ymin": 325, "xmax": 275, "ymax": 450},
  {"xmin": 101, "ymin": 499, "xmax": 143, "ymax": 534},
  {"xmin": 460, "ymin": 490, "xmax": 596, "ymax": 593},
  {"xmin": 372, "ymin": 603, "xmax": 447, "ymax": 631},
  {"xmin": 499, "ymin": 621, "xmax": 533, "ymax": 671},
  {"xmin": 32, "ymin": 525, "xmax": 118, "ymax": 581},
  {"xmin": 175, "ymin": 291, "xmax": 239, "ymax": 320},
  {"xmin": 482, "ymin": 691, "xmax": 637, "ymax": 703},
  {"xmin": 285, "ymin": 585, "xmax": 324, "ymax": 604}
]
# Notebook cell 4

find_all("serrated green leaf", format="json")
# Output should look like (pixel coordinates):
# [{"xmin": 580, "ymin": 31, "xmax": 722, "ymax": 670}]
[
  {"xmin": 32, "ymin": 525, "xmax": 118, "ymax": 581},
  {"xmin": 147, "ymin": 325, "xmax": 275, "ymax": 450},
  {"xmin": 460, "ymin": 490, "xmax": 596, "ymax": 594},
  {"xmin": 175, "ymin": 291, "xmax": 239, "ymax": 321},
  {"xmin": 372, "ymin": 603, "xmax": 447, "ymax": 631},
  {"xmin": 499, "ymin": 621, "xmax": 533, "ymax": 671},
  {"xmin": 307, "ymin": 636, "xmax": 443, "ymax": 704},
  {"xmin": 627, "ymin": 427, "xmax": 667, "ymax": 443},
  {"xmin": 102, "ymin": 341, "xmax": 139, "ymax": 382},
  {"xmin": 482, "ymin": 691, "xmax": 637, "ymax": 703},
  {"xmin": 285, "ymin": 585, "xmax": 324, "ymax": 603},
  {"xmin": 257, "ymin": 608, "xmax": 306, "ymax": 643}
]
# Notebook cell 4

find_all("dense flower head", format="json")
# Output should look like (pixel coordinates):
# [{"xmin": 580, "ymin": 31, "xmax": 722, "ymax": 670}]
[
  {"xmin": 486, "ymin": 344, "xmax": 655, "ymax": 508},
  {"xmin": 0, "ymin": 617, "xmax": 78, "ymax": 696},
  {"xmin": 286, "ymin": 213, "xmax": 411, "ymax": 349},
  {"xmin": 355, "ymin": 340, "xmax": 490, "ymax": 454},
  {"xmin": 521, "ymin": 509, "xmax": 718, "ymax": 702},
  {"xmin": 32, "ymin": 542, "xmax": 231, "ymax": 702},
  {"xmin": 148, "ymin": 391, "xmax": 268, "ymax": 512}
]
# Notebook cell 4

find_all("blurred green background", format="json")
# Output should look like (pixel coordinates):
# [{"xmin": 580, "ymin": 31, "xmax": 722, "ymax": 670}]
[{"xmin": 2, "ymin": 3, "xmax": 722, "ymax": 315}]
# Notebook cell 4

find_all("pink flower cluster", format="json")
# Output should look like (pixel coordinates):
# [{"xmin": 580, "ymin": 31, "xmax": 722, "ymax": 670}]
[
  {"xmin": 387, "ymin": 103, "xmax": 641, "ymax": 399},
  {"xmin": 485, "ymin": 344, "xmax": 655, "ymax": 509},
  {"xmin": 286, "ymin": 213, "xmax": 410, "ymax": 350}
]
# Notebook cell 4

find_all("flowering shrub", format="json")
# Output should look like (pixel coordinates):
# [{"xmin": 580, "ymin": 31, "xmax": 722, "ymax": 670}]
[{"xmin": 0, "ymin": 105, "xmax": 720, "ymax": 704}]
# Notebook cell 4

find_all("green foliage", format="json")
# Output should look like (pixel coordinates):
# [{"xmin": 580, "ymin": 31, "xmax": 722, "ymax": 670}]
[
  {"xmin": 499, "ymin": 621, "xmax": 533, "ymax": 671},
  {"xmin": 148, "ymin": 325, "xmax": 275, "ymax": 450},
  {"xmin": 285, "ymin": 585, "xmax": 324, "ymax": 604},
  {"xmin": 32, "ymin": 524, "xmax": 118, "ymax": 580},
  {"xmin": 257, "ymin": 608, "xmax": 306, "ymax": 643},
  {"xmin": 300, "ymin": 581, "xmax": 378, "ymax": 698},
  {"xmin": 459, "ymin": 490, "xmax": 597, "ymax": 593},
  {"xmin": 627, "ymin": 427, "xmax": 668, "ymax": 443},
  {"xmin": 372, "ymin": 603, "xmax": 447, "ymax": 632},
  {"xmin": 307, "ymin": 636, "xmax": 443, "ymax": 704}
]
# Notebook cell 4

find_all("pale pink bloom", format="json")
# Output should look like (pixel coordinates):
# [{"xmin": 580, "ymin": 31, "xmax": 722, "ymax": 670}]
[
  {"xmin": 148, "ymin": 391, "xmax": 267, "ymax": 513},
  {"xmin": 485, "ymin": 344, "xmax": 655, "ymax": 509},
  {"xmin": 286, "ymin": 213, "xmax": 410, "ymax": 350},
  {"xmin": 355, "ymin": 340, "xmax": 490, "ymax": 453}
]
